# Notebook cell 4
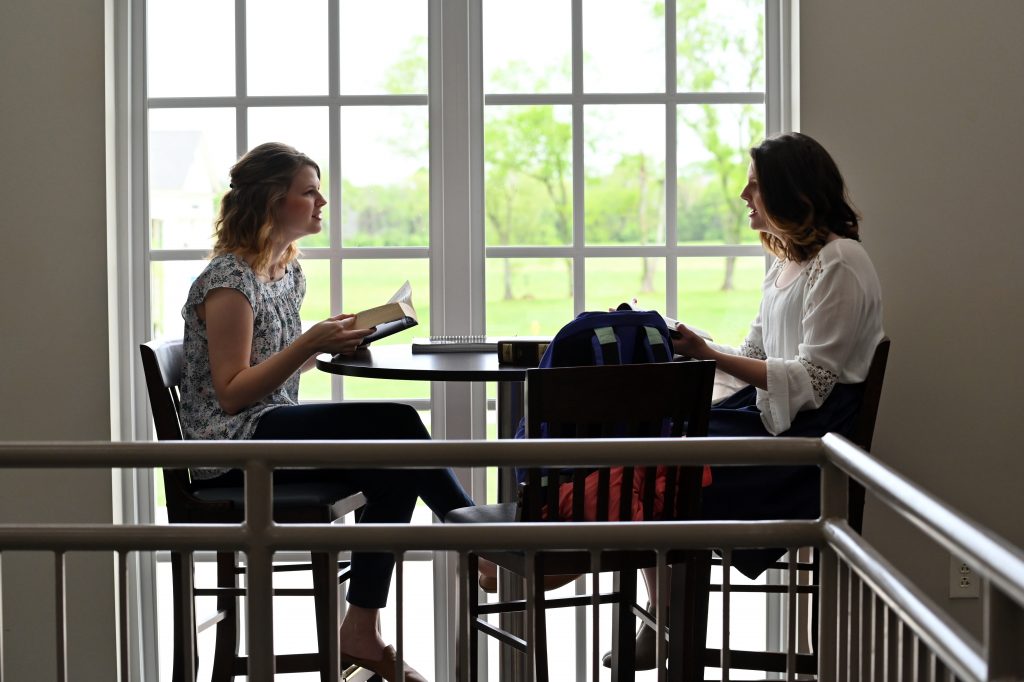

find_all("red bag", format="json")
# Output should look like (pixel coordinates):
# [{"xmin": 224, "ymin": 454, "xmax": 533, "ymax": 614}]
[{"xmin": 555, "ymin": 465, "xmax": 712, "ymax": 522}]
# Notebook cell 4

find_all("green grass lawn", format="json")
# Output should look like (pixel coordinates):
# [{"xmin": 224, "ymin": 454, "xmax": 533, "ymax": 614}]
[{"xmin": 297, "ymin": 255, "xmax": 764, "ymax": 402}]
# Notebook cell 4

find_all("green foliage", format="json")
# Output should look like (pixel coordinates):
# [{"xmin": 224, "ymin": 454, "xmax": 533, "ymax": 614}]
[
  {"xmin": 484, "ymin": 102, "xmax": 572, "ymax": 248},
  {"xmin": 341, "ymin": 171, "xmax": 429, "ymax": 246},
  {"xmin": 585, "ymin": 153, "xmax": 665, "ymax": 245}
]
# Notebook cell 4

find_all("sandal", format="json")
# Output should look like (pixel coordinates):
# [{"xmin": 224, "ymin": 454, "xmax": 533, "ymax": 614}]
[{"xmin": 341, "ymin": 645, "xmax": 428, "ymax": 682}]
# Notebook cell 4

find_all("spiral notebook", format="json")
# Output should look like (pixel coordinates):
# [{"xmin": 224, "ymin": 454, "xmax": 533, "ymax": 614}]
[{"xmin": 410, "ymin": 335, "xmax": 500, "ymax": 353}]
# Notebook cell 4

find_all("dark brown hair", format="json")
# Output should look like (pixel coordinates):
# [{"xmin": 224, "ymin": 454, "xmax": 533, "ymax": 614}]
[
  {"xmin": 751, "ymin": 132, "xmax": 860, "ymax": 262},
  {"xmin": 212, "ymin": 142, "xmax": 320, "ymax": 275}
]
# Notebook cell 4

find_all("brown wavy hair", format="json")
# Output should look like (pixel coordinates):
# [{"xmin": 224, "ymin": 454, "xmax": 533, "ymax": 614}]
[
  {"xmin": 212, "ymin": 142, "xmax": 320, "ymax": 276},
  {"xmin": 751, "ymin": 132, "xmax": 861, "ymax": 262}
]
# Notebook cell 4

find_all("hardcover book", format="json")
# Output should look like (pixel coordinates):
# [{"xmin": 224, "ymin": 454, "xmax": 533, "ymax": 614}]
[{"xmin": 355, "ymin": 281, "xmax": 419, "ymax": 346}]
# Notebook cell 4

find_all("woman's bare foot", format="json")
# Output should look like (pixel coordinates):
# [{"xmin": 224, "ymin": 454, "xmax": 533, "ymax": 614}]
[
  {"xmin": 339, "ymin": 604, "xmax": 386, "ymax": 661},
  {"xmin": 477, "ymin": 558, "xmax": 499, "ymax": 591},
  {"xmin": 479, "ymin": 558, "xmax": 497, "ymax": 580}
]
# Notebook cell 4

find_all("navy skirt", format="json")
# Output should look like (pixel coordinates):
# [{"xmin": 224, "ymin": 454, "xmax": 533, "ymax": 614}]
[{"xmin": 700, "ymin": 382, "xmax": 864, "ymax": 579}]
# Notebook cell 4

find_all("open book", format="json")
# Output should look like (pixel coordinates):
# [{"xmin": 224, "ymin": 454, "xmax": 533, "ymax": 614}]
[
  {"xmin": 355, "ymin": 281, "xmax": 419, "ymax": 347},
  {"xmin": 617, "ymin": 299, "xmax": 713, "ymax": 341}
]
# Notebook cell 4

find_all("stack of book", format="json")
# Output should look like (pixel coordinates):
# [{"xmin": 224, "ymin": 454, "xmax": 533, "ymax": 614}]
[{"xmin": 410, "ymin": 335, "xmax": 551, "ymax": 365}]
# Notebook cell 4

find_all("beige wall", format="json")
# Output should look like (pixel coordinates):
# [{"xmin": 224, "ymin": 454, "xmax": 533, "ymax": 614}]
[
  {"xmin": 800, "ymin": 1, "xmax": 1024, "ymax": 632},
  {"xmin": 0, "ymin": 0, "xmax": 118, "ymax": 679}
]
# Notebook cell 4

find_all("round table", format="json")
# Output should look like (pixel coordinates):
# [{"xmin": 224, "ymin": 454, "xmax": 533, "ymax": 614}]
[
  {"xmin": 315, "ymin": 345, "xmax": 528, "ymax": 383},
  {"xmin": 315, "ymin": 345, "xmax": 529, "ymax": 439}
]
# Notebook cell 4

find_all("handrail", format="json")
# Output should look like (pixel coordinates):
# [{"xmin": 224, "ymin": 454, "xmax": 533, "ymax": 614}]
[
  {"xmin": 823, "ymin": 433, "xmax": 1024, "ymax": 609},
  {"xmin": 1, "ymin": 437, "xmax": 1022, "ymax": 682},
  {"xmin": 0, "ymin": 437, "xmax": 823, "ymax": 468},
  {"xmin": 823, "ymin": 519, "xmax": 986, "ymax": 681}
]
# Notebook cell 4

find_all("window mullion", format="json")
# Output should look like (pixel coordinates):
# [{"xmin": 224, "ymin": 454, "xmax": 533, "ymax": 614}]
[
  {"xmin": 665, "ymin": 0, "xmax": 679, "ymax": 320},
  {"xmin": 571, "ymin": 0, "xmax": 585, "ymax": 316},
  {"xmin": 234, "ymin": 0, "xmax": 247, "ymax": 156},
  {"xmin": 429, "ymin": 0, "xmax": 485, "ymax": 442},
  {"xmin": 327, "ymin": 0, "xmax": 342, "ymax": 401}
]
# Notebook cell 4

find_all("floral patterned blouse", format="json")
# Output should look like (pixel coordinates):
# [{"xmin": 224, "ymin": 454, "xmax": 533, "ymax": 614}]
[{"xmin": 179, "ymin": 253, "xmax": 305, "ymax": 479}]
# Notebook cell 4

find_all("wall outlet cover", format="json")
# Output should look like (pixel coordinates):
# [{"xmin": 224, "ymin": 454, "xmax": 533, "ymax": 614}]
[{"xmin": 949, "ymin": 555, "xmax": 981, "ymax": 599}]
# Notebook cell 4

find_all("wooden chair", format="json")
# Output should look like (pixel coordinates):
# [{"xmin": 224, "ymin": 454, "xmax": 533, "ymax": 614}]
[
  {"xmin": 698, "ymin": 337, "xmax": 892, "ymax": 679},
  {"xmin": 140, "ymin": 339, "xmax": 367, "ymax": 682},
  {"xmin": 447, "ymin": 360, "xmax": 717, "ymax": 682}
]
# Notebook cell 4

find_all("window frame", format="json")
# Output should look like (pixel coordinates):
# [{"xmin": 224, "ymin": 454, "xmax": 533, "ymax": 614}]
[{"xmin": 113, "ymin": 1, "xmax": 793, "ymax": 679}]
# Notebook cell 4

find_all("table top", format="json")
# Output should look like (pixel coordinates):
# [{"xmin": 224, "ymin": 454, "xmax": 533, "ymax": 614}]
[{"xmin": 316, "ymin": 345, "xmax": 530, "ymax": 382}]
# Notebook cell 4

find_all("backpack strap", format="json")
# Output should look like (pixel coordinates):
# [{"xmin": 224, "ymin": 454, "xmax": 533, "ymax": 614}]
[
  {"xmin": 643, "ymin": 325, "xmax": 671, "ymax": 363},
  {"xmin": 591, "ymin": 326, "xmax": 620, "ymax": 365}
]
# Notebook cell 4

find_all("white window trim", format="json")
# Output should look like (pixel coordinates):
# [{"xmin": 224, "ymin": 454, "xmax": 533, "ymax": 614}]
[{"xmin": 110, "ymin": 1, "xmax": 794, "ymax": 680}]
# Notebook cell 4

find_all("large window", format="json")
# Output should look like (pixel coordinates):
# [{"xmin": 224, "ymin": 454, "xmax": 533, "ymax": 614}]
[
  {"xmin": 143, "ymin": 0, "xmax": 775, "ymax": 431},
  {"xmin": 136, "ymin": 1, "xmax": 785, "ymax": 679},
  {"xmin": 146, "ymin": 0, "xmax": 432, "ymax": 410}
]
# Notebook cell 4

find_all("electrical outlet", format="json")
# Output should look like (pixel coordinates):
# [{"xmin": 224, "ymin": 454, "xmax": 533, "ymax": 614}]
[{"xmin": 949, "ymin": 555, "xmax": 981, "ymax": 599}]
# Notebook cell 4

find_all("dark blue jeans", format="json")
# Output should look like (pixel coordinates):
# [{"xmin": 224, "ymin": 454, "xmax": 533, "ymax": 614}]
[
  {"xmin": 701, "ymin": 383, "xmax": 864, "ymax": 579},
  {"xmin": 201, "ymin": 402, "xmax": 475, "ymax": 608}
]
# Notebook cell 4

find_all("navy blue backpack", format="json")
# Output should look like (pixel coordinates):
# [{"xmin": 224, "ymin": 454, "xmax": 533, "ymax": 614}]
[{"xmin": 513, "ymin": 309, "xmax": 676, "ymax": 446}]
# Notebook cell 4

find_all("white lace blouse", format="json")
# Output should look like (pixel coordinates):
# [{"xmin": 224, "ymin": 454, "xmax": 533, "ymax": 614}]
[{"xmin": 710, "ymin": 238, "xmax": 884, "ymax": 435}]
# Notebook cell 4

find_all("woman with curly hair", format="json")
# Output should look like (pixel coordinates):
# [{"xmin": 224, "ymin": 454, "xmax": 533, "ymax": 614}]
[{"xmin": 179, "ymin": 142, "xmax": 482, "ymax": 681}]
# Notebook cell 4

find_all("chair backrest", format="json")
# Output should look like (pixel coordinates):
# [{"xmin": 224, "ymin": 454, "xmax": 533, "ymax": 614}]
[
  {"xmin": 848, "ymin": 337, "xmax": 890, "ymax": 452},
  {"xmin": 139, "ymin": 338, "xmax": 185, "ymax": 441},
  {"xmin": 521, "ymin": 360, "xmax": 716, "ymax": 523},
  {"xmin": 139, "ymin": 338, "xmax": 217, "ymax": 522},
  {"xmin": 846, "ymin": 337, "xmax": 891, "ymax": 532}
]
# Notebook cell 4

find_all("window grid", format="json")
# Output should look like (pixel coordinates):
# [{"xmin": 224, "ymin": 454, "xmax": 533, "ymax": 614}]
[
  {"xmin": 482, "ymin": 0, "xmax": 770, "ymax": 324},
  {"xmin": 132, "ymin": 1, "xmax": 788, "ymax": 678},
  {"xmin": 141, "ymin": 0, "xmax": 781, "ymax": 406}
]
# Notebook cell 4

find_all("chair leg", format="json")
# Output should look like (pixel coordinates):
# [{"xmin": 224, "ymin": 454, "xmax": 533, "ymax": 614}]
[
  {"xmin": 211, "ymin": 551, "xmax": 240, "ymax": 681},
  {"xmin": 611, "ymin": 568, "xmax": 638, "ymax": 682},
  {"xmin": 668, "ymin": 550, "xmax": 710, "ymax": 682},
  {"xmin": 531, "ymin": 554, "xmax": 550, "ymax": 682},
  {"xmin": 170, "ymin": 552, "xmax": 199, "ymax": 682},
  {"xmin": 312, "ymin": 552, "xmax": 335, "ymax": 682},
  {"xmin": 466, "ymin": 553, "xmax": 480, "ymax": 682}
]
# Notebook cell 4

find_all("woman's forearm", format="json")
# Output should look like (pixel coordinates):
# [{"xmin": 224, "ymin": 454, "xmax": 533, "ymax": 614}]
[
  {"xmin": 214, "ymin": 335, "xmax": 316, "ymax": 414},
  {"xmin": 707, "ymin": 349, "xmax": 768, "ymax": 390}
]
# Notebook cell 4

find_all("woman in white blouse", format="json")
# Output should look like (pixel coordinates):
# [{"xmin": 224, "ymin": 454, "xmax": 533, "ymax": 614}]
[
  {"xmin": 676, "ymin": 132, "xmax": 883, "ymax": 564},
  {"xmin": 612, "ymin": 132, "xmax": 884, "ymax": 670}
]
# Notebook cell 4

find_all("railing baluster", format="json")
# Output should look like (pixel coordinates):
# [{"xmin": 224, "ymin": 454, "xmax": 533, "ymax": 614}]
[
  {"xmin": 574, "ymin": 573, "xmax": 586, "ymax": 682},
  {"xmin": 851, "ymin": 570, "xmax": 862, "ymax": 682},
  {"xmin": 590, "ymin": 551, "xmax": 600, "ymax": 682},
  {"xmin": 903, "ymin": 615, "xmax": 914, "ymax": 682},
  {"xmin": 886, "ymin": 604, "xmax": 899, "ymax": 681},
  {"xmin": 873, "ymin": 593, "xmax": 884, "ymax": 681},
  {"xmin": 327, "ymin": 548, "xmax": 339, "ymax": 682},
  {"xmin": 655, "ymin": 549, "xmax": 668, "ymax": 682},
  {"xmin": 524, "ymin": 550, "xmax": 536, "ymax": 682},
  {"xmin": 457, "ymin": 550, "xmax": 471, "ymax": 682},
  {"xmin": 55, "ymin": 550, "xmax": 67, "ymax": 682},
  {"xmin": 396, "ymin": 552, "xmax": 405, "ymax": 681},
  {"xmin": 914, "ymin": 634, "xmax": 929, "ymax": 682},
  {"xmin": 118, "ymin": 551, "xmax": 130, "ymax": 680},
  {"xmin": 820, "ymin": 544, "xmax": 840, "ymax": 682},
  {"xmin": 787, "ymin": 549, "xmax": 797, "ymax": 681},
  {"xmin": 837, "ymin": 560, "xmax": 850, "ymax": 682},
  {"xmin": 244, "ymin": 460, "xmax": 275, "ymax": 681},
  {"xmin": 176, "ymin": 551, "xmax": 197, "ymax": 682},
  {"xmin": 721, "ymin": 548, "xmax": 731, "ymax": 681}
]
